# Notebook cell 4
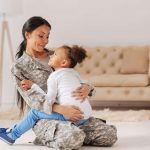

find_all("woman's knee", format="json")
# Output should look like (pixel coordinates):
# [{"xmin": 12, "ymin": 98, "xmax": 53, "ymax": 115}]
[
  {"xmin": 82, "ymin": 120, "xmax": 118, "ymax": 147},
  {"xmin": 105, "ymin": 125, "xmax": 117, "ymax": 146},
  {"xmin": 55, "ymin": 123, "xmax": 86, "ymax": 149},
  {"xmin": 93, "ymin": 124, "xmax": 118, "ymax": 147},
  {"xmin": 58, "ymin": 127, "xmax": 85, "ymax": 149}
]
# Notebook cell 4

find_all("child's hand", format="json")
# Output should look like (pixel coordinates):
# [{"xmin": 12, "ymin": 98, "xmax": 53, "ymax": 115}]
[{"xmin": 21, "ymin": 80, "xmax": 33, "ymax": 91}]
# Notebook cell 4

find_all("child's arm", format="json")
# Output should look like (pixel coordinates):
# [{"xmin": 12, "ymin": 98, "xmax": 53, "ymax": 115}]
[{"xmin": 28, "ymin": 75, "xmax": 58, "ymax": 114}]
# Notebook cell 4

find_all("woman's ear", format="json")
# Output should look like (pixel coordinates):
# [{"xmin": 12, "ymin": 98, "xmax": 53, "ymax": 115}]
[{"xmin": 25, "ymin": 31, "xmax": 30, "ymax": 39}]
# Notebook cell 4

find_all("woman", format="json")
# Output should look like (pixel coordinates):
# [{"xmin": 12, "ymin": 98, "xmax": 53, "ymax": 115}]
[{"xmin": 2, "ymin": 16, "xmax": 117, "ymax": 149}]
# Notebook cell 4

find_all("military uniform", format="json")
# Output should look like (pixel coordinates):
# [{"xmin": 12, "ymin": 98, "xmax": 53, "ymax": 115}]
[{"xmin": 11, "ymin": 52, "xmax": 117, "ymax": 149}]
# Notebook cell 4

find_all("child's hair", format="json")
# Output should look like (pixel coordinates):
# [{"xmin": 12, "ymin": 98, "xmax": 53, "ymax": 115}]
[{"xmin": 61, "ymin": 45, "xmax": 87, "ymax": 68}]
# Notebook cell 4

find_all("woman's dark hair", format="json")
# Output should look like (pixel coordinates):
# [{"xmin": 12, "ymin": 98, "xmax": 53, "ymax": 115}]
[
  {"xmin": 61, "ymin": 45, "xmax": 87, "ymax": 68},
  {"xmin": 16, "ymin": 16, "xmax": 51, "ymax": 115}
]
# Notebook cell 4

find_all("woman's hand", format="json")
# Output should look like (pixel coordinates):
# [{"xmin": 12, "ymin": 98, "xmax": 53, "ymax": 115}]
[
  {"xmin": 20, "ymin": 80, "xmax": 33, "ymax": 91},
  {"xmin": 53, "ymin": 104, "xmax": 84, "ymax": 122},
  {"xmin": 62, "ymin": 105, "xmax": 84, "ymax": 122},
  {"xmin": 72, "ymin": 84, "xmax": 91, "ymax": 102}
]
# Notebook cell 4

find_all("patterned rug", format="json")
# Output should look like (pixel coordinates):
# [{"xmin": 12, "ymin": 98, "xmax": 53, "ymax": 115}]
[{"xmin": 0, "ymin": 108, "xmax": 150, "ymax": 122}]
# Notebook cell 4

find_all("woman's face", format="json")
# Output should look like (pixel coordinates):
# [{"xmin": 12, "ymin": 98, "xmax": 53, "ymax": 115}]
[
  {"xmin": 48, "ymin": 48, "xmax": 70, "ymax": 69},
  {"xmin": 26, "ymin": 25, "xmax": 50, "ymax": 52}
]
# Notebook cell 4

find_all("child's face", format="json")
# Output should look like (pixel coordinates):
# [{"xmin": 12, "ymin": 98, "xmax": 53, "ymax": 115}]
[{"xmin": 48, "ymin": 47, "xmax": 70, "ymax": 69}]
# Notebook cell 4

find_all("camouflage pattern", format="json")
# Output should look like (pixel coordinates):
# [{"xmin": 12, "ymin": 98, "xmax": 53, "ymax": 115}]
[
  {"xmin": 80, "ymin": 117, "xmax": 117, "ymax": 146},
  {"xmin": 11, "ymin": 52, "xmax": 117, "ymax": 149},
  {"xmin": 33, "ymin": 119, "xmax": 85, "ymax": 150}
]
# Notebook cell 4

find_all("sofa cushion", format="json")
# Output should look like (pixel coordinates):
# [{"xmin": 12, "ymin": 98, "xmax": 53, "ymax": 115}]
[
  {"xmin": 85, "ymin": 74, "xmax": 149, "ymax": 87},
  {"xmin": 120, "ymin": 46, "xmax": 149, "ymax": 74},
  {"xmin": 92, "ymin": 86, "xmax": 150, "ymax": 101}
]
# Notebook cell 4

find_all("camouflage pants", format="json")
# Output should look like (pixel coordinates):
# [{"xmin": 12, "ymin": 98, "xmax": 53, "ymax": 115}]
[
  {"xmin": 80, "ymin": 117, "xmax": 117, "ymax": 146},
  {"xmin": 33, "ymin": 117, "xmax": 117, "ymax": 149},
  {"xmin": 33, "ymin": 119, "xmax": 85, "ymax": 150}
]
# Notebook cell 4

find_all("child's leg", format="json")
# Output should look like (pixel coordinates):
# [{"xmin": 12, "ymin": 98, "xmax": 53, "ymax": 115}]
[
  {"xmin": 9, "ymin": 109, "xmax": 42, "ymax": 140},
  {"xmin": 0, "ymin": 109, "xmax": 68, "ymax": 144},
  {"xmin": 10, "ymin": 109, "xmax": 67, "ymax": 140},
  {"xmin": 0, "ymin": 109, "xmax": 41, "ymax": 144}
]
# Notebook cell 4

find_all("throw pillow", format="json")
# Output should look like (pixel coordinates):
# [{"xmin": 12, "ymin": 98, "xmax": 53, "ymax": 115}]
[{"xmin": 120, "ymin": 46, "xmax": 149, "ymax": 74}]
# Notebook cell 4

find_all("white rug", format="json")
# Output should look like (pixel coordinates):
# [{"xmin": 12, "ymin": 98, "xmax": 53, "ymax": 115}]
[
  {"xmin": 0, "ymin": 108, "xmax": 150, "ymax": 122},
  {"xmin": 92, "ymin": 109, "xmax": 150, "ymax": 122}
]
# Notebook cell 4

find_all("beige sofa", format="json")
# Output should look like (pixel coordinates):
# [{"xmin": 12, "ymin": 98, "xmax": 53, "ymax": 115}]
[{"xmin": 75, "ymin": 46, "xmax": 150, "ymax": 108}]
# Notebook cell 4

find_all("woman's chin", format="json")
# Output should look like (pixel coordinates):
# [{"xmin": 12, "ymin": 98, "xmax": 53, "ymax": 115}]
[
  {"xmin": 48, "ymin": 63, "xmax": 52, "ymax": 67},
  {"xmin": 36, "ymin": 47, "xmax": 45, "ymax": 52},
  {"xmin": 38, "ymin": 50, "xmax": 45, "ymax": 53}
]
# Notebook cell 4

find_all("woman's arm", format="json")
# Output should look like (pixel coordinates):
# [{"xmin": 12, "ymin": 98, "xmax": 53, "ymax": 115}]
[
  {"xmin": 12, "ymin": 75, "xmax": 47, "ymax": 110},
  {"xmin": 11, "ymin": 64, "xmax": 50, "ymax": 112}
]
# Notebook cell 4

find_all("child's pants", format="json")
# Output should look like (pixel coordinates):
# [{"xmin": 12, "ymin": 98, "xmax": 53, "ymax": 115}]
[{"xmin": 10, "ymin": 109, "xmax": 88, "ymax": 140}]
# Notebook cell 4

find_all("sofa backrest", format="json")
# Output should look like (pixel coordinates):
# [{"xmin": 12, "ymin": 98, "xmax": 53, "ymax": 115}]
[{"xmin": 75, "ymin": 46, "xmax": 150, "ymax": 77}]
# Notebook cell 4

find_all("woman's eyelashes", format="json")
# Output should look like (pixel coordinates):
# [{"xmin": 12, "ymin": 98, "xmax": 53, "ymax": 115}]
[
  {"xmin": 38, "ymin": 34, "xmax": 49, "ymax": 39},
  {"xmin": 38, "ymin": 34, "xmax": 44, "ymax": 38}
]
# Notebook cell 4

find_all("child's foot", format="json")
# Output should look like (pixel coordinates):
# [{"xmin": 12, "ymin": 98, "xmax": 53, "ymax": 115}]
[
  {"xmin": 0, "ymin": 129, "xmax": 15, "ymax": 145},
  {"xmin": 0, "ymin": 128, "xmax": 8, "ymax": 133}
]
